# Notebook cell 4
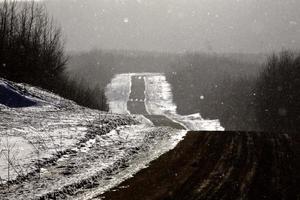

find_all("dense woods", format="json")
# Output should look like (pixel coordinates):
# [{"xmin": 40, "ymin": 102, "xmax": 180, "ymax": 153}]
[{"xmin": 0, "ymin": 0, "xmax": 107, "ymax": 110}]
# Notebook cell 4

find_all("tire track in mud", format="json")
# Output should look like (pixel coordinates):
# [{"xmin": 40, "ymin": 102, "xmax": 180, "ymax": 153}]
[
  {"xmin": 100, "ymin": 131, "xmax": 298, "ymax": 200},
  {"xmin": 128, "ymin": 75, "xmax": 185, "ymax": 130}
]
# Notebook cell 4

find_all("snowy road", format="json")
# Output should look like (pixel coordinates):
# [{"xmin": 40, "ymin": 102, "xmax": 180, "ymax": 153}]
[
  {"xmin": 106, "ymin": 73, "xmax": 224, "ymax": 131},
  {"xmin": 128, "ymin": 75, "xmax": 185, "ymax": 129}
]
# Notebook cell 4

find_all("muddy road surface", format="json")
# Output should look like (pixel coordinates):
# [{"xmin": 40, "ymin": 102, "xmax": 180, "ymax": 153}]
[{"xmin": 100, "ymin": 131, "xmax": 299, "ymax": 200}]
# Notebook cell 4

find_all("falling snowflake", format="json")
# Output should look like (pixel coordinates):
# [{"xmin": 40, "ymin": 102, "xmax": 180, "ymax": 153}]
[
  {"xmin": 289, "ymin": 21, "xmax": 298, "ymax": 25},
  {"xmin": 123, "ymin": 18, "xmax": 129, "ymax": 23}
]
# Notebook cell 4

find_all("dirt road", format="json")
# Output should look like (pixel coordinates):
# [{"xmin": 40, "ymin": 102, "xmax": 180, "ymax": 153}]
[{"xmin": 99, "ymin": 131, "xmax": 299, "ymax": 200}]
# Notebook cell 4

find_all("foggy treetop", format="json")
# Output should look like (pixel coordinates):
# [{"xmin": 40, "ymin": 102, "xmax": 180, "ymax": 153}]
[{"xmin": 22, "ymin": 0, "xmax": 300, "ymax": 53}]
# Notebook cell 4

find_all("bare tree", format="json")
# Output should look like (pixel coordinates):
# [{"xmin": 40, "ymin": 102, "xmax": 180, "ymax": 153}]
[
  {"xmin": 0, "ymin": 0, "xmax": 108, "ymax": 111},
  {"xmin": 0, "ymin": 0, "xmax": 67, "ymax": 88}
]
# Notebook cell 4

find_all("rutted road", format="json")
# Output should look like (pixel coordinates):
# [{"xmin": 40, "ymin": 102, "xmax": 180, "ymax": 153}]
[
  {"xmin": 128, "ymin": 75, "xmax": 185, "ymax": 129},
  {"xmin": 100, "ymin": 131, "xmax": 299, "ymax": 200}
]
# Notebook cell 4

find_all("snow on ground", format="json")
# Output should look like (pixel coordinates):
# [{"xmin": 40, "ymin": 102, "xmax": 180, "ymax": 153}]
[
  {"xmin": 107, "ymin": 73, "xmax": 224, "ymax": 131},
  {"xmin": 0, "ymin": 78, "xmax": 187, "ymax": 199},
  {"xmin": 0, "ymin": 79, "xmax": 38, "ymax": 107},
  {"xmin": 0, "ymin": 79, "xmax": 134, "ymax": 184},
  {"xmin": 73, "ymin": 126, "xmax": 186, "ymax": 200},
  {"xmin": 144, "ymin": 74, "xmax": 224, "ymax": 131},
  {"xmin": 2, "ymin": 124, "xmax": 186, "ymax": 200},
  {"xmin": 105, "ymin": 74, "xmax": 131, "ymax": 114},
  {"xmin": 1, "ymin": 72, "xmax": 222, "ymax": 198}
]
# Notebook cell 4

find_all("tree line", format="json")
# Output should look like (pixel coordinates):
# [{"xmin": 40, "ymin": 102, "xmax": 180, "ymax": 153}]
[
  {"xmin": 167, "ymin": 51, "xmax": 300, "ymax": 133},
  {"xmin": 0, "ymin": 0, "xmax": 107, "ymax": 110}
]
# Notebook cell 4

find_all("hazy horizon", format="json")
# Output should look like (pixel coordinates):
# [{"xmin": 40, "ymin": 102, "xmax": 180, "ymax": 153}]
[{"xmin": 40, "ymin": 0, "xmax": 300, "ymax": 54}]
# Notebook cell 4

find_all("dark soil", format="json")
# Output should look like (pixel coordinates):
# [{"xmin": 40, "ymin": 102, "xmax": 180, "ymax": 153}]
[{"xmin": 100, "ymin": 131, "xmax": 299, "ymax": 200}]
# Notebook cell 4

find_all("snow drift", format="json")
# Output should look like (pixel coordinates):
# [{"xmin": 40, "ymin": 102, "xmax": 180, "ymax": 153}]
[{"xmin": 0, "ymin": 79, "xmax": 37, "ymax": 108}]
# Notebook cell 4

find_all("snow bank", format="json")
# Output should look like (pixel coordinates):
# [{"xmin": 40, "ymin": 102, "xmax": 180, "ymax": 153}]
[
  {"xmin": 0, "ymin": 80, "xmax": 37, "ymax": 107},
  {"xmin": 106, "ymin": 73, "xmax": 224, "ymax": 131},
  {"xmin": 105, "ymin": 74, "xmax": 131, "ymax": 114},
  {"xmin": 144, "ymin": 74, "xmax": 224, "ymax": 131},
  {"xmin": 143, "ymin": 75, "xmax": 177, "ymax": 115}
]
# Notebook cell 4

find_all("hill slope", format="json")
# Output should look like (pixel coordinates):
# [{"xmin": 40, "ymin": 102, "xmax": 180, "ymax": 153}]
[{"xmin": 0, "ymin": 79, "xmax": 186, "ymax": 199}]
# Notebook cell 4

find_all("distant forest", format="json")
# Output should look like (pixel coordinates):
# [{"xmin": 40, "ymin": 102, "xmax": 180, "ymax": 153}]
[
  {"xmin": 67, "ymin": 49, "xmax": 265, "ymax": 87},
  {"xmin": 66, "ymin": 50, "xmax": 178, "ymax": 88}
]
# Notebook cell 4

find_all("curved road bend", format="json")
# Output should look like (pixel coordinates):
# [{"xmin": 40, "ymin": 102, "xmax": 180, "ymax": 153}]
[{"xmin": 127, "ymin": 75, "xmax": 185, "ymax": 130}]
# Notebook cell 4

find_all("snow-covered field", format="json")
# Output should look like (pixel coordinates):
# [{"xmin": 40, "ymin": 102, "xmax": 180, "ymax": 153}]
[{"xmin": 106, "ymin": 73, "xmax": 224, "ymax": 131}]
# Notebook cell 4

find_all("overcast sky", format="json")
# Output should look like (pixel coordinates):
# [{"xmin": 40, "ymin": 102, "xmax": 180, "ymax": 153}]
[{"xmin": 41, "ymin": 0, "xmax": 300, "ymax": 53}]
